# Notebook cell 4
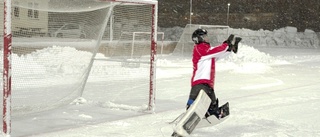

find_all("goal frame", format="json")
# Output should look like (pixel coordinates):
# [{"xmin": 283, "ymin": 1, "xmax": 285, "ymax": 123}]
[
  {"xmin": 2, "ymin": 0, "xmax": 158, "ymax": 135},
  {"xmin": 101, "ymin": 0, "xmax": 158, "ymax": 112},
  {"xmin": 3, "ymin": 0, "xmax": 12, "ymax": 136}
]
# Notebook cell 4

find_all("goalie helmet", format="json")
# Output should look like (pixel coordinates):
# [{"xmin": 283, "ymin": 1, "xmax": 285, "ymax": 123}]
[{"xmin": 192, "ymin": 28, "xmax": 208, "ymax": 44}]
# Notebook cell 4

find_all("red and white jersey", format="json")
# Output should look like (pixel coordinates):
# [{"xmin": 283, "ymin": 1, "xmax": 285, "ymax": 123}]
[{"xmin": 191, "ymin": 42, "xmax": 231, "ymax": 89}]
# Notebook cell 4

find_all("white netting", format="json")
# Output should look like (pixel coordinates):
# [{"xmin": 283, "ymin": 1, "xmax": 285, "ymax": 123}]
[
  {"xmin": 172, "ymin": 24, "xmax": 229, "ymax": 57},
  {"xmin": 91, "ymin": 4, "xmax": 155, "ymax": 109},
  {"xmin": 0, "ymin": 0, "xmax": 155, "ymax": 117}
]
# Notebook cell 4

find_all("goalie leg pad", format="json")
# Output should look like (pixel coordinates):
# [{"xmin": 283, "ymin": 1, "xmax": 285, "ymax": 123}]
[
  {"xmin": 183, "ymin": 112, "xmax": 201, "ymax": 134},
  {"xmin": 173, "ymin": 90, "xmax": 211, "ymax": 136}
]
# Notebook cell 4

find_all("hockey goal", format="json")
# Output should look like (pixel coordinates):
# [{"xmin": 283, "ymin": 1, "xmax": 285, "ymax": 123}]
[
  {"xmin": 172, "ymin": 24, "xmax": 229, "ymax": 57},
  {"xmin": 2, "ymin": 0, "xmax": 158, "ymax": 135}
]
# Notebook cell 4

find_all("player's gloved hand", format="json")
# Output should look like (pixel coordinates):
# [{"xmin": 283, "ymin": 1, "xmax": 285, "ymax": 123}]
[
  {"xmin": 232, "ymin": 37, "xmax": 242, "ymax": 54},
  {"xmin": 224, "ymin": 34, "xmax": 235, "ymax": 52}
]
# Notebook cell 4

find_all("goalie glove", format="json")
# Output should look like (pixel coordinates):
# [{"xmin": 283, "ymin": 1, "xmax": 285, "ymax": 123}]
[
  {"xmin": 224, "ymin": 34, "xmax": 235, "ymax": 52},
  {"xmin": 224, "ymin": 34, "xmax": 242, "ymax": 54},
  {"xmin": 232, "ymin": 37, "xmax": 242, "ymax": 54}
]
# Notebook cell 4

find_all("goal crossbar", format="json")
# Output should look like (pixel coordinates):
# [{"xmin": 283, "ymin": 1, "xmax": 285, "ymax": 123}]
[{"xmin": 101, "ymin": 0, "xmax": 158, "ymax": 5}]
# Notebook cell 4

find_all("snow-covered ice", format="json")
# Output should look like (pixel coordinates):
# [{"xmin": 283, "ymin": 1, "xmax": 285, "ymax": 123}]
[{"xmin": 5, "ymin": 27, "xmax": 320, "ymax": 137}]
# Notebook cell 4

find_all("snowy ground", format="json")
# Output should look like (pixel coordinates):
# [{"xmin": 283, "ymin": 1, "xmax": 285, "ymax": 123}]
[{"xmin": 9, "ymin": 43, "xmax": 320, "ymax": 137}]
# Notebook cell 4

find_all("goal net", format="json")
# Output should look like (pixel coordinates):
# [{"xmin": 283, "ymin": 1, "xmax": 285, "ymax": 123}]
[
  {"xmin": 1, "ymin": 0, "xmax": 157, "ymax": 130},
  {"xmin": 105, "ymin": 31, "xmax": 164, "ymax": 66},
  {"xmin": 172, "ymin": 24, "xmax": 229, "ymax": 57}
]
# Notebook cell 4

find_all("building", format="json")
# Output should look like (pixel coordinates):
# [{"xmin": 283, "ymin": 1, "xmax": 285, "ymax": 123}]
[{"xmin": 0, "ymin": 0, "xmax": 49, "ymax": 37}]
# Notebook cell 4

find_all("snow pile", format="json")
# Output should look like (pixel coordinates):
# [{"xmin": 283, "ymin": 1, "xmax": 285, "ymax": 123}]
[
  {"xmin": 17, "ymin": 46, "xmax": 93, "ymax": 75},
  {"xmin": 157, "ymin": 43, "xmax": 282, "ymax": 75},
  {"xmin": 160, "ymin": 26, "xmax": 319, "ymax": 48},
  {"xmin": 227, "ymin": 44, "xmax": 275, "ymax": 64},
  {"xmin": 216, "ymin": 44, "xmax": 290, "ymax": 74},
  {"xmin": 231, "ymin": 26, "xmax": 319, "ymax": 48}
]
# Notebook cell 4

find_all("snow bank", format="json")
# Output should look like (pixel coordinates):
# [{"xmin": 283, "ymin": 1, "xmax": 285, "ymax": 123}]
[
  {"xmin": 216, "ymin": 43, "xmax": 289, "ymax": 74},
  {"xmin": 233, "ymin": 26, "xmax": 319, "ymax": 48},
  {"xmin": 160, "ymin": 26, "xmax": 319, "ymax": 48}
]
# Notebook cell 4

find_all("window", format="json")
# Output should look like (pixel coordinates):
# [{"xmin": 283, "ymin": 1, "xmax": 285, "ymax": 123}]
[
  {"xmin": 34, "ymin": 3, "xmax": 39, "ymax": 18},
  {"xmin": 28, "ymin": 2, "xmax": 39, "ymax": 19},
  {"xmin": 14, "ymin": 7, "xmax": 19, "ymax": 17},
  {"xmin": 13, "ymin": 1, "xmax": 19, "ymax": 17},
  {"xmin": 34, "ymin": 10, "xmax": 39, "ymax": 18},
  {"xmin": 69, "ymin": 24, "xmax": 79, "ymax": 29},
  {"xmin": 63, "ymin": 24, "xmax": 79, "ymax": 30},
  {"xmin": 28, "ymin": 3, "xmax": 33, "ymax": 18},
  {"xmin": 28, "ymin": 9, "xmax": 33, "ymax": 18}
]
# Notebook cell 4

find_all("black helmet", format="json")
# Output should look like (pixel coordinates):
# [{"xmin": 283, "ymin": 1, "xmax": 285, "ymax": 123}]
[{"xmin": 192, "ymin": 28, "xmax": 208, "ymax": 44}]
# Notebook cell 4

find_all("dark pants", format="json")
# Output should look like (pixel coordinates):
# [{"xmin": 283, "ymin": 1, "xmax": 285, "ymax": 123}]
[{"xmin": 186, "ymin": 83, "xmax": 218, "ymax": 109}]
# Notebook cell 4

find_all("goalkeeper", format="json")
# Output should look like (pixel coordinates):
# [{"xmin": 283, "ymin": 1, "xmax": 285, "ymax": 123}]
[{"xmin": 186, "ymin": 28, "xmax": 241, "ymax": 119}]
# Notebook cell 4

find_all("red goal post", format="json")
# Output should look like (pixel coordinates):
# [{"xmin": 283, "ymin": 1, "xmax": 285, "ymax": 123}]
[
  {"xmin": 101, "ymin": 0, "xmax": 158, "ymax": 112},
  {"xmin": 3, "ymin": 0, "xmax": 12, "ymax": 135}
]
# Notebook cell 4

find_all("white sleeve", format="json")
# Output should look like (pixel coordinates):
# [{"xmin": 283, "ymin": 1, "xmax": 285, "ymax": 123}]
[
  {"xmin": 215, "ymin": 51, "xmax": 231, "ymax": 61},
  {"xmin": 199, "ymin": 47, "xmax": 230, "ymax": 61}
]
